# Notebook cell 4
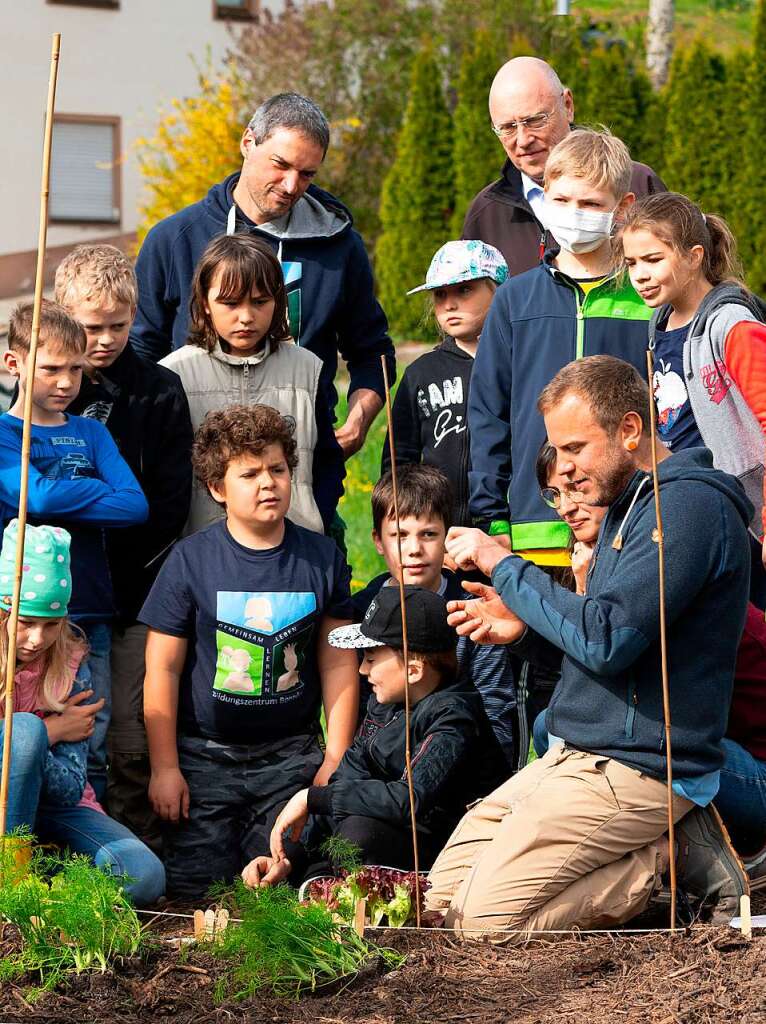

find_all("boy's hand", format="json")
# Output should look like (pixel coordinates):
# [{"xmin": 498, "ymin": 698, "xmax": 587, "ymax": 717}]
[
  {"xmin": 241, "ymin": 855, "xmax": 292, "ymax": 889},
  {"xmin": 44, "ymin": 690, "xmax": 105, "ymax": 745},
  {"xmin": 270, "ymin": 789, "xmax": 310, "ymax": 862},
  {"xmin": 312, "ymin": 755, "xmax": 339, "ymax": 787},
  {"xmin": 445, "ymin": 527, "xmax": 512, "ymax": 578},
  {"xmin": 447, "ymin": 581, "xmax": 527, "ymax": 645},
  {"xmin": 149, "ymin": 767, "xmax": 190, "ymax": 823}
]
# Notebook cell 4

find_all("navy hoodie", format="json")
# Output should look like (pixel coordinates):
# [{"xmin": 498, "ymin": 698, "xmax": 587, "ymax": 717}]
[
  {"xmin": 468, "ymin": 253, "xmax": 652, "ymax": 548},
  {"xmin": 131, "ymin": 174, "xmax": 395, "ymax": 414},
  {"xmin": 491, "ymin": 448, "xmax": 752, "ymax": 781}
]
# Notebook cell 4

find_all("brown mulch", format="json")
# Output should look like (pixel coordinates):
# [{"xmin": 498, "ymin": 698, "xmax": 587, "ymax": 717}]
[{"xmin": 1, "ymin": 922, "xmax": 764, "ymax": 1024}]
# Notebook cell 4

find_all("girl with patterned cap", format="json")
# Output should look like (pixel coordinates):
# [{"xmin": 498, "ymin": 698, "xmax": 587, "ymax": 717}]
[
  {"xmin": 0, "ymin": 520, "xmax": 164, "ymax": 906},
  {"xmin": 381, "ymin": 240, "xmax": 508, "ymax": 527}
]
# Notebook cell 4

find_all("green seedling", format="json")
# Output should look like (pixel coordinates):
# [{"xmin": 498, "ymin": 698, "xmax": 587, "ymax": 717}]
[
  {"xmin": 210, "ymin": 880, "xmax": 403, "ymax": 1001},
  {"xmin": 0, "ymin": 844, "xmax": 144, "ymax": 996}
]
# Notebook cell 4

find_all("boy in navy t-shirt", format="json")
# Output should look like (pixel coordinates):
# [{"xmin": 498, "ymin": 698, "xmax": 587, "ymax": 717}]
[
  {"xmin": 140, "ymin": 404, "xmax": 358, "ymax": 897},
  {"xmin": 0, "ymin": 301, "xmax": 149, "ymax": 799}
]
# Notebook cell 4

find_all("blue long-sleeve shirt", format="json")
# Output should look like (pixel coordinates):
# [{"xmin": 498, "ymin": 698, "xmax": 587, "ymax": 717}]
[{"xmin": 0, "ymin": 413, "xmax": 148, "ymax": 622}]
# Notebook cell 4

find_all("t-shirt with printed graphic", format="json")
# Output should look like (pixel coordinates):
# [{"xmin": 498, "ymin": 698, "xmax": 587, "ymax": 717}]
[
  {"xmin": 652, "ymin": 318, "xmax": 703, "ymax": 450},
  {"xmin": 139, "ymin": 518, "xmax": 354, "ymax": 743}
]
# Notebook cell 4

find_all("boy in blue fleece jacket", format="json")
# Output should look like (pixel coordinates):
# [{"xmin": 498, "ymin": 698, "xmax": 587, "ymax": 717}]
[
  {"xmin": 468, "ymin": 128, "xmax": 651, "ymax": 564},
  {"xmin": 430, "ymin": 356, "xmax": 751, "ymax": 938},
  {"xmin": 0, "ymin": 301, "xmax": 148, "ymax": 799}
]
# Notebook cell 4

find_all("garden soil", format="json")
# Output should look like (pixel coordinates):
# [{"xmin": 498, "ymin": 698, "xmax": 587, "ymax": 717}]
[{"xmin": 1, "ymin": 920, "xmax": 764, "ymax": 1024}]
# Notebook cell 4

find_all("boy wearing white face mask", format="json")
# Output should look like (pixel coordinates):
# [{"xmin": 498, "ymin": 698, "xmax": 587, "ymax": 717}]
[{"xmin": 468, "ymin": 128, "xmax": 652, "ymax": 568}]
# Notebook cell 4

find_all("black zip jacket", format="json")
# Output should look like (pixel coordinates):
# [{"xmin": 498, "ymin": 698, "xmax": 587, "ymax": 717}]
[
  {"xmin": 381, "ymin": 336, "xmax": 473, "ymax": 526},
  {"xmin": 68, "ymin": 345, "xmax": 194, "ymax": 624},
  {"xmin": 307, "ymin": 677, "xmax": 508, "ymax": 840}
]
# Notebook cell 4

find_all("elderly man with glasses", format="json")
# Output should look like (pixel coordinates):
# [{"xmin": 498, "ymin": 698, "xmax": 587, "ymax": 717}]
[{"xmin": 461, "ymin": 56, "xmax": 665, "ymax": 274}]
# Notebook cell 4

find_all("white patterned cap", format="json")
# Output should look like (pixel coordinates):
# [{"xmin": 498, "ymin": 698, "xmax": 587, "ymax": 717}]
[{"xmin": 407, "ymin": 240, "xmax": 509, "ymax": 294}]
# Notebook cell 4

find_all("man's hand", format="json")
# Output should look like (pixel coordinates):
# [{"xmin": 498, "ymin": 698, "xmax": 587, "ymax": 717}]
[
  {"xmin": 270, "ymin": 789, "xmax": 310, "ymax": 862},
  {"xmin": 149, "ymin": 767, "xmax": 190, "ymax": 823},
  {"xmin": 335, "ymin": 388, "xmax": 383, "ymax": 459},
  {"xmin": 44, "ymin": 689, "xmax": 104, "ymax": 745},
  {"xmin": 312, "ymin": 754, "xmax": 339, "ymax": 787},
  {"xmin": 571, "ymin": 541, "xmax": 594, "ymax": 595},
  {"xmin": 445, "ymin": 527, "xmax": 513, "ymax": 578},
  {"xmin": 447, "ymin": 580, "xmax": 528, "ymax": 645},
  {"xmin": 241, "ymin": 855, "xmax": 293, "ymax": 889}
]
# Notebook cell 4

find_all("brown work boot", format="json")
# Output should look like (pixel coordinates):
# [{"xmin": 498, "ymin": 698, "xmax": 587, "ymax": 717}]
[{"xmin": 675, "ymin": 805, "xmax": 749, "ymax": 924}]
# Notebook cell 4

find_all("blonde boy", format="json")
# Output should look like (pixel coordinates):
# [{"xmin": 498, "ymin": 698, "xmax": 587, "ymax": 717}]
[
  {"xmin": 55, "ymin": 244, "xmax": 193, "ymax": 845},
  {"xmin": 0, "ymin": 299, "xmax": 148, "ymax": 800},
  {"xmin": 467, "ymin": 128, "xmax": 653, "ymax": 566}
]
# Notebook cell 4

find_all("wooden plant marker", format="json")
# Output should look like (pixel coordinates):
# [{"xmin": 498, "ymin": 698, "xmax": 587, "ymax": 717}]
[
  {"xmin": 193, "ymin": 907, "xmax": 230, "ymax": 943},
  {"xmin": 740, "ymin": 894, "xmax": 751, "ymax": 940},
  {"xmin": 353, "ymin": 898, "xmax": 367, "ymax": 937}
]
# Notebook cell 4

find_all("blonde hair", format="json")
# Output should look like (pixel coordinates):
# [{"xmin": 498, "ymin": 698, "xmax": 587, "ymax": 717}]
[
  {"xmin": 54, "ymin": 244, "xmax": 138, "ymax": 311},
  {"xmin": 544, "ymin": 127, "xmax": 632, "ymax": 200},
  {"xmin": 0, "ymin": 610, "xmax": 88, "ymax": 712}
]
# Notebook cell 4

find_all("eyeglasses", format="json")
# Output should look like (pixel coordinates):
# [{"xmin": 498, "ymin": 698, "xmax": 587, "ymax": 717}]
[
  {"xmin": 491, "ymin": 106, "xmax": 559, "ymax": 142},
  {"xmin": 540, "ymin": 487, "xmax": 585, "ymax": 510}
]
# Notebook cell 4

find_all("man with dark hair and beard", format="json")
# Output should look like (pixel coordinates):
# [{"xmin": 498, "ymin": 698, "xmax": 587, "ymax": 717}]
[{"xmin": 422, "ymin": 355, "xmax": 752, "ymax": 940}]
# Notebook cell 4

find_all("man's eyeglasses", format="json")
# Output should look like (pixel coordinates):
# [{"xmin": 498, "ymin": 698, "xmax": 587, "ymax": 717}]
[
  {"xmin": 491, "ymin": 109, "xmax": 557, "ymax": 142},
  {"xmin": 540, "ymin": 487, "xmax": 585, "ymax": 510}
]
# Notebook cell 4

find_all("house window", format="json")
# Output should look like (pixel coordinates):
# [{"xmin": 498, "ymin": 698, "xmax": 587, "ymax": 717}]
[
  {"xmin": 213, "ymin": 0, "xmax": 258, "ymax": 21},
  {"xmin": 47, "ymin": 2, "xmax": 120, "ymax": 9},
  {"xmin": 50, "ymin": 116, "xmax": 121, "ymax": 225}
]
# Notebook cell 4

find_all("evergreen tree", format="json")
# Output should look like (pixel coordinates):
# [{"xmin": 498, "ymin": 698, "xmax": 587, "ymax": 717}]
[
  {"xmin": 662, "ymin": 40, "xmax": 728, "ymax": 213},
  {"xmin": 376, "ymin": 44, "xmax": 454, "ymax": 339},
  {"xmin": 451, "ymin": 29, "xmax": 505, "ymax": 236},
  {"xmin": 718, "ymin": 50, "xmax": 751, "ymax": 274},
  {"xmin": 744, "ymin": 0, "xmax": 766, "ymax": 293},
  {"xmin": 581, "ymin": 45, "xmax": 644, "ymax": 158}
]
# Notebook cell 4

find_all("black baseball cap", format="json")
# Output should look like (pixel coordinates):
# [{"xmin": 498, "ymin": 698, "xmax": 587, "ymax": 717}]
[{"xmin": 328, "ymin": 585, "xmax": 456, "ymax": 653}]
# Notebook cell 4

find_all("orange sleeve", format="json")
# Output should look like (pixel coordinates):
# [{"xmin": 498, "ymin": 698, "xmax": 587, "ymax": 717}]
[{"xmin": 724, "ymin": 320, "xmax": 766, "ymax": 535}]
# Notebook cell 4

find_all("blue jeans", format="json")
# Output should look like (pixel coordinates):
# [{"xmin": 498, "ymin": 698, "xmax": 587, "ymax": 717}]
[
  {"xmin": 715, "ymin": 738, "xmax": 766, "ymax": 855},
  {"xmin": 533, "ymin": 709, "xmax": 550, "ymax": 758},
  {"xmin": 1, "ymin": 713, "xmax": 164, "ymax": 907},
  {"xmin": 82, "ymin": 621, "xmax": 112, "ymax": 802}
]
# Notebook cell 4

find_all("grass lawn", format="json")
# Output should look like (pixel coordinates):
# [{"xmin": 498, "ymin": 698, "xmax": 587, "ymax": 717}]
[
  {"xmin": 581, "ymin": 0, "xmax": 754, "ymax": 52},
  {"xmin": 336, "ymin": 390, "xmax": 391, "ymax": 591}
]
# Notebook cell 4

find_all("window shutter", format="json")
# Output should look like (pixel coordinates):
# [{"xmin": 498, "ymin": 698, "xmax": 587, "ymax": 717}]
[{"xmin": 50, "ymin": 121, "xmax": 118, "ymax": 222}]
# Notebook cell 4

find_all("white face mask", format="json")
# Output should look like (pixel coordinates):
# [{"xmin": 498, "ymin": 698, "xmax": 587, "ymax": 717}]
[{"xmin": 541, "ymin": 201, "xmax": 615, "ymax": 254}]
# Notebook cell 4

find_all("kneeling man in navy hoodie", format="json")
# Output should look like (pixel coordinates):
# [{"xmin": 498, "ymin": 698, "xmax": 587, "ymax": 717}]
[{"xmin": 430, "ymin": 354, "xmax": 751, "ymax": 939}]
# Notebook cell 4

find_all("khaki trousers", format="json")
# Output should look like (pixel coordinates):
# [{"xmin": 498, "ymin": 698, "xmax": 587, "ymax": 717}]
[{"xmin": 425, "ymin": 745, "xmax": 692, "ymax": 941}]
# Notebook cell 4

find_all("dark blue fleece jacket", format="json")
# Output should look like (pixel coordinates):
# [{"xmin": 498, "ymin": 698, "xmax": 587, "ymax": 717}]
[
  {"xmin": 131, "ymin": 174, "xmax": 395, "ymax": 415},
  {"xmin": 492, "ymin": 448, "xmax": 752, "ymax": 780},
  {"xmin": 468, "ymin": 253, "xmax": 652, "ymax": 548}
]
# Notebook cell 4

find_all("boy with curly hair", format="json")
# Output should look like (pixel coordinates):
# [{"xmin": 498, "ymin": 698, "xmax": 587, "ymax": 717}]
[{"xmin": 140, "ymin": 404, "xmax": 358, "ymax": 896}]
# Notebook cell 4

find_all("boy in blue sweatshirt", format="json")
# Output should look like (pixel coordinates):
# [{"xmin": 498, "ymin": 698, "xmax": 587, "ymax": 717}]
[
  {"xmin": 0, "ymin": 301, "xmax": 148, "ymax": 800},
  {"xmin": 468, "ymin": 128, "xmax": 651, "ymax": 566},
  {"xmin": 431, "ymin": 356, "xmax": 751, "ymax": 938}
]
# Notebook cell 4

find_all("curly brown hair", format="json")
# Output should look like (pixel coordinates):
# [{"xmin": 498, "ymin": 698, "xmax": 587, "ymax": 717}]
[
  {"xmin": 192, "ymin": 404, "xmax": 299, "ymax": 489},
  {"xmin": 188, "ymin": 234, "xmax": 290, "ymax": 353}
]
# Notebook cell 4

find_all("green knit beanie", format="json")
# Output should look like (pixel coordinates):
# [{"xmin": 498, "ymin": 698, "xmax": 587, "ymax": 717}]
[{"xmin": 0, "ymin": 520, "xmax": 72, "ymax": 618}]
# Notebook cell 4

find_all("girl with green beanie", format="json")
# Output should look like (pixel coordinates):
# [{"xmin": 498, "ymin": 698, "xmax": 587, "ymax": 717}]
[{"xmin": 0, "ymin": 520, "xmax": 164, "ymax": 906}]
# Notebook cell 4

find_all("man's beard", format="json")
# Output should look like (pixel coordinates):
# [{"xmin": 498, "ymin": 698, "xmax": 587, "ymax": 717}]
[{"xmin": 581, "ymin": 446, "xmax": 636, "ymax": 508}]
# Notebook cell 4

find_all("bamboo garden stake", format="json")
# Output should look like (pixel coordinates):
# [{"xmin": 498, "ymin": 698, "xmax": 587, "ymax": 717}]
[
  {"xmin": 381, "ymin": 355, "xmax": 421, "ymax": 926},
  {"xmin": 0, "ymin": 34, "xmax": 62, "ymax": 839},
  {"xmin": 646, "ymin": 346, "xmax": 677, "ymax": 932}
]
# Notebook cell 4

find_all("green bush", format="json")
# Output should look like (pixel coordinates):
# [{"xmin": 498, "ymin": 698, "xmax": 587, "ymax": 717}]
[{"xmin": 376, "ymin": 42, "xmax": 454, "ymax": 339}]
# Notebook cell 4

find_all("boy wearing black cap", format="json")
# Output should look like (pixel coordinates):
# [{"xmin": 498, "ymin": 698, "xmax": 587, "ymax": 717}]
[{"xmin": 242, "ymin": 586, "xmax": 508, "ymax": 887}]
